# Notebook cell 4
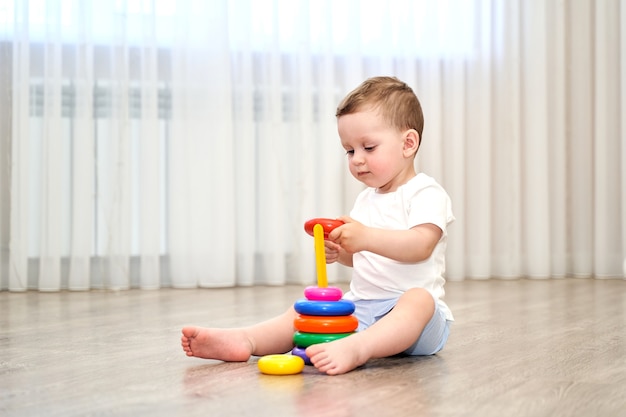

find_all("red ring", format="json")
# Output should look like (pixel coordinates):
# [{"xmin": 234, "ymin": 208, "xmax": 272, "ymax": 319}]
[{"xmin": 304, "ymin": 218, "xmax": 344, "ymax": 239}]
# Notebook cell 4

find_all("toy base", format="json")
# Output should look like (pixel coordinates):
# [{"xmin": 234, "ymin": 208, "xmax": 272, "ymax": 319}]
[{"xmin": 291, "ymin": 346, "xmax": 312, "ymax": 365}]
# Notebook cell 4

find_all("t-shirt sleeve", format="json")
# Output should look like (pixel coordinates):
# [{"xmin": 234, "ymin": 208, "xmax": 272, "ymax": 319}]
[{"xmin": 407, "ymin": 183, "xmax": 455, "ymax": 234}]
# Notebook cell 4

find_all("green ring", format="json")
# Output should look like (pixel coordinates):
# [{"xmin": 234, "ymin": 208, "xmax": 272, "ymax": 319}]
[{"xmin": 293, "ymin": 331, "xmax": 354, "ymax": 347}]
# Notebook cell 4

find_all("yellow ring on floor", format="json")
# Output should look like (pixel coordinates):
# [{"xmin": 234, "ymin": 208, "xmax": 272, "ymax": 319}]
[{"xmin": 258, "ymin": 354, "xmax": 305, "ymax": 375}]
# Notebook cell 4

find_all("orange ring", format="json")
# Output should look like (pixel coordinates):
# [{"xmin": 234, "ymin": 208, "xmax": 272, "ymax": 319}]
[{"xmin": 294, "ymin": 314, "xmax": 359, "ymax": 334}]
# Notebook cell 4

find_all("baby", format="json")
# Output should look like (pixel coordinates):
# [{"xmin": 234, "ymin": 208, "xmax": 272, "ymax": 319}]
[{"xmin": 182, "ymin": 76, "xmax": 455, "ymax": 375}]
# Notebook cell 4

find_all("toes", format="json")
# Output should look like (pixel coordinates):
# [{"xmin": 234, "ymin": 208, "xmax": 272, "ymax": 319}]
[{"xmin": 181, "ymin": 326, "xmax": 198, "ymax": 339}]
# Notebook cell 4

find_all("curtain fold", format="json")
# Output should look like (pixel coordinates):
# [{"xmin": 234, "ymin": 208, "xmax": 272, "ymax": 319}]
[
  {"xmin": 622, "ymin": 1, "xmax": 626, "ymax": 280},
  {"xmin": 594, "ymin": 0, "xmax": 622, "ymax": 278},
  {"xmin": 0, "ymin": 0, "xmax": 624, "ymax": 292}
]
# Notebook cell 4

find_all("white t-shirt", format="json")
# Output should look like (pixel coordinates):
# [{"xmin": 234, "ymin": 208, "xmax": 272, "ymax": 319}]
[{"xmin": 343, "ymin": 173, "xmax": 455, "ymax": 321}]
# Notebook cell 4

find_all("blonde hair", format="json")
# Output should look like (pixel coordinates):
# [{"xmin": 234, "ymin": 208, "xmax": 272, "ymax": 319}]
[{"xmin": 336, "ymin": 76, "xmax": 424, "ymax": 143}]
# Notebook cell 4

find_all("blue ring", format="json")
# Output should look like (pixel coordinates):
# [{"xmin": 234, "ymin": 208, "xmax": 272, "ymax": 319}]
[{"xmin": 293, "ymin": 299, "xmax": 355, "ymax": 316}]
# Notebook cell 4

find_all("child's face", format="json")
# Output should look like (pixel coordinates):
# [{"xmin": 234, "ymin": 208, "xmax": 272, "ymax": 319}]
[{"xmin": 337, "ymin": 107, "xmax": 416, "ymax": 193}]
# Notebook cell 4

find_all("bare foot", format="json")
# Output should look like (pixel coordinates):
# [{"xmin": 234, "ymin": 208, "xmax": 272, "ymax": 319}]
[
  {"xmin": 305, "ymin": 334, "xmax": 370, "ymax": 375},
  {"xmin": 181, "ymin": 326, "xmax": 254, "ymax": 362}
]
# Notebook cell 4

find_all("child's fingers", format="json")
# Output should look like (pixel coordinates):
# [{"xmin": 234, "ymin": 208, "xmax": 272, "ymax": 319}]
[{"xmin": 324, "ymin": 240, "xmax": 340, "ymax": 250}]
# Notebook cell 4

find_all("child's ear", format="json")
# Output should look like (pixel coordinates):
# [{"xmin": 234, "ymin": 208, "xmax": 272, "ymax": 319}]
[{"xmin": 403, "ymin": 129, "xmax": 420, "ymax": 157}]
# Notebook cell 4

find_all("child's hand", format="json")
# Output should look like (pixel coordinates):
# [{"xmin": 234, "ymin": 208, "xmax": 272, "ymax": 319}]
[
  {"xmin": 328, "ymin": 216, "xmax": 367, "ymax": 254},
  {"xmin": 324, "ymin": 240, "xmax": 342, "ymax": 264}
]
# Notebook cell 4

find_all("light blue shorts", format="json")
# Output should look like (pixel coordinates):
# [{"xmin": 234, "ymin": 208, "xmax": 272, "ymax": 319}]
[{"xmin": 352, "ymin": 295, "xmax": 451, "ymax": 356}]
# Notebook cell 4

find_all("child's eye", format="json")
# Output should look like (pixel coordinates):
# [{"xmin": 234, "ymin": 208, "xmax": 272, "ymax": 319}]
[
  {"xmin": 345, "ymin": 149, "xmax": 355, "ymax": 156},
  {"xmin": 364, "ymin": 146, "xmax": 376, "ymax": 152}
]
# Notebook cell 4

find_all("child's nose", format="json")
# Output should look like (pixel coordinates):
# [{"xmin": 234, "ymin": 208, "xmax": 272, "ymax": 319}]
[{"xmin": 351, "ymin": 150, "xmax": 366, "ymax": 164}]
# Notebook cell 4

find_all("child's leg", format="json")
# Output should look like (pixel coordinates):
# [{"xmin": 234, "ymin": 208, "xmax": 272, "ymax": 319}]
[
  {"xmin": 305, "ymin": 288, "xmax": 435, "ymax": 375},
  {"xmin": 181, "ymin": 306, "xmax": 297, "ymax": 361}
]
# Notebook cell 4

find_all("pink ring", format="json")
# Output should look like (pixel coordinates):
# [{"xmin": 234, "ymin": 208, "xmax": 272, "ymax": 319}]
[{"xmin": 304, "ymin": 286, "xmax": 343, "ymax": 301}]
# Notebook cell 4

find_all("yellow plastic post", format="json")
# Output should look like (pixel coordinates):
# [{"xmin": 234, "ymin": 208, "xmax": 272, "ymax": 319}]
[{"xmin": 313, "ymin": 223, "xmax": 328, "ymax": 288}]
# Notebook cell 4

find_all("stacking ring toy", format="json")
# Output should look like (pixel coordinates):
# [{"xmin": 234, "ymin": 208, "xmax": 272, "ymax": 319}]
[
  {"xmin": 291, "ymin": 346, "xmax": 311, "ymax": 365},
  {"xmin": 294, "ymin": 299, "xmax": 355, "ymax": 316},
  {"xmin": 304, "ymin": 286, "xmax": 343, "ymax": 301},
  {"xmin": 293, "ymin": 331, "xmax": 353, "ymax": 347},
  {"xmin": 258, "ymin": 354, "xmax": 305, "ymax": 375},
  {"xmin": 304, "ymin": 218, "xmax": 344, "ymax": 239},
  {"xmin": 294, "ymin": 315, "xmax": 359, "ymax": 334}
]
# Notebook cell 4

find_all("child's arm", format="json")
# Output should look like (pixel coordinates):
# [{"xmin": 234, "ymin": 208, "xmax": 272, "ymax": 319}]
[{"xmin": 329, "ymin": 216, "xmax": 442, "ymax": 263}]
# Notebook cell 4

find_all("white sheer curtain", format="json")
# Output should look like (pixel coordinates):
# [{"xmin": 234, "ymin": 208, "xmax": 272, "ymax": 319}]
[{"xmin": 0, "ymin": 0, "xmax": 624, "ymax": 292}]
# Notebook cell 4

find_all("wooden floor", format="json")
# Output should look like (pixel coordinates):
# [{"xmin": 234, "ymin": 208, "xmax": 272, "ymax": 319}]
[{"xmin": 1, "ymin": 278, "xmax": 625, "ymax": 417}]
